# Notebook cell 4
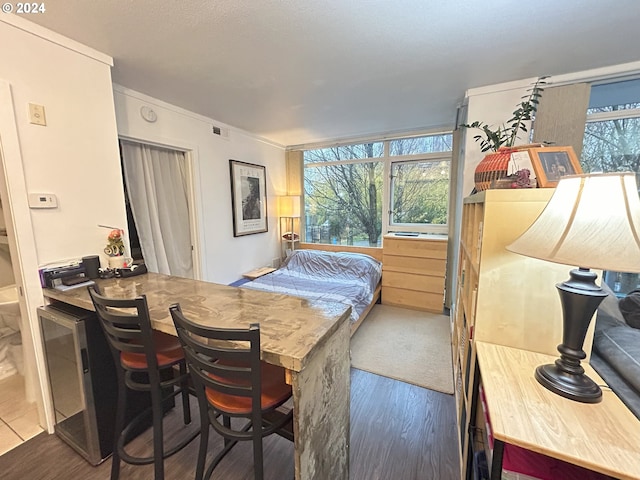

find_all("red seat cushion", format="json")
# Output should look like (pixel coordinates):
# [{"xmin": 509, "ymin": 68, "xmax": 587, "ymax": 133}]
[
  {"xmin": 121, "ymin": 330, "xmax": 185, "ymax": 369},
  {"xmin": 205, "ymin": 361, "xmax": 292, "ymax": 415}
]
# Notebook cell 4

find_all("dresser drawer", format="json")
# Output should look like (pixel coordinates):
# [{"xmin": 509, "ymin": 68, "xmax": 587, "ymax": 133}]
[
  {"xmin": 382, "ymin": 287, "xmax": 444, "ymax": 312},
  {"xmin": 383, "ymin": 255, "xmax": 446, "ymax": 276},
  {"xmin": 382, "ymin": 270, "xmax": 445, "ymax": 294},
  {"xmin": 383, "ymin": 237, "xmax": 447, "ymax": 259}
]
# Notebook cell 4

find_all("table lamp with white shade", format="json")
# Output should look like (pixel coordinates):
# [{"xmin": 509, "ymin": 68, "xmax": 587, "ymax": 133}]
[{"xmin": 506, "ymin": 172, "xmax": 640, "ymax": 402}]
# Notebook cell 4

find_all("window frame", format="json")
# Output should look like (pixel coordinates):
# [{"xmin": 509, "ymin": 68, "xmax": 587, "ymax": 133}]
[
  {"xmin": 582, "ymin": 93, "xmax": 640, "ymax": 296},
  {"xmin": 585, "ymin": 106, "xmax": 640, "ymax": 123},
  {"xmin": 302, "ymin": 134, "xmax": 452, "ymax": 246},
  {"xmin": 582, "ymin": 105, "xmax": 640, "ymax": 174},
  {"xmin": 388, "ymin": 151, "xmax": 451, "ymax": 235}
]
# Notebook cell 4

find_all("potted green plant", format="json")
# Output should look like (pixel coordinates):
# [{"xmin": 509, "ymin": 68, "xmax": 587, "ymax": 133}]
[{"xmin": 463, "ymin": 76, "xmax": 548, "ymax": 190}]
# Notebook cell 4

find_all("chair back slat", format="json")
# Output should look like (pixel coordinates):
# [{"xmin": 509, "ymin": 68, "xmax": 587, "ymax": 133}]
[
  {"xmin": 189, "ymin": 365, "xmax": 252, "ymax": 398},
  {"xmin": 170, "ymin": 304, "xmax": 262, "ymax": 407},
  {"xmin": 88, "ymin": 284, "xmax": 158, "ymax": 366},
  {"xmin": 86, "ymin": 286, "xmax": 196, "ymax": 479},
  {"xmin": 169, "ymin": 303, "xmax": 293, "ymax": 479}
]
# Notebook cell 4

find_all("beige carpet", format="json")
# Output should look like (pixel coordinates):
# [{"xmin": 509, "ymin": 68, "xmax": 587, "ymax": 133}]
[{"xmin": 350, "ymin": 304, "xmax": 454, "ymax": 394}]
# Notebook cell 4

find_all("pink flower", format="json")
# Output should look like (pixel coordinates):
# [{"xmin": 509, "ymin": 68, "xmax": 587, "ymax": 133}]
[{"xmin": 108, "ymin": 229, "xmax": 122, "ymax": 241}]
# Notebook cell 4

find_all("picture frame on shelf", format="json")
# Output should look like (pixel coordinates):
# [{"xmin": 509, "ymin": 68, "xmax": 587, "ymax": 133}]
[
  {"xmin": 229, "ymin": 159, "xmax": 268, "ymax": 236},
  {"xmin": 527, "ymin": 146, "xmax": 582, "ymax": 188}
]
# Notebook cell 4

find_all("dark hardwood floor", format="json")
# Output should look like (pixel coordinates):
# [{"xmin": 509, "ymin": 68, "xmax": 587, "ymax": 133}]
[
  {"xmin": 350, "ymin": 369, "xmax": 459, "ymax": 480},
  {"xmin": 0, "ymin": 369, "xmax": 459, "ymax": 479}
]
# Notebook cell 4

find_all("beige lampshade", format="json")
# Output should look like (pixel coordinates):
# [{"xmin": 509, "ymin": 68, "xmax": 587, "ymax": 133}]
[
  {"xmin": 507, "ymin": 172, "xmax": 640, "ymax": 273},
  {"xmin": 277, "ymin": 195, "xmax": 301, "ymax": 218}
]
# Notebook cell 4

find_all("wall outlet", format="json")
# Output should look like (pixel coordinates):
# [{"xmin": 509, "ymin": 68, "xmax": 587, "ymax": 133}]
[{"xmin": 272, "ymin": 257, "xmax": 281, "ymax": 269}]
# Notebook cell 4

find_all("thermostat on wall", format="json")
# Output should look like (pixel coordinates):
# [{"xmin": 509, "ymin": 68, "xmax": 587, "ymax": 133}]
[{"xmin": 28, "ymin": 193, "xmax": 58, "ymax": 209}]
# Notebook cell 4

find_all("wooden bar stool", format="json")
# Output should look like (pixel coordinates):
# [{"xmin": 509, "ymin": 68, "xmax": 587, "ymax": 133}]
[
  {"xmin": 169, "ymin": 303, "xmax": 294, "ymax": 480},
  {"xmin": 88, "ymin": 285, "xmax": 198, "ymax": 480}
]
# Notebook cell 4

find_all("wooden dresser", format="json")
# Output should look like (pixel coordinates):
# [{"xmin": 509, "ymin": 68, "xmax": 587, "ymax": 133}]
[{"xmin": 381, "ymin": 233, "xmax": 447, "ymax": 313}]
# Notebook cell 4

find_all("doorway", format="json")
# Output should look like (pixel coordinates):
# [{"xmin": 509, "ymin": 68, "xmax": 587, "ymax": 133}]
[
  {"xmin": 0, "ymin": 80, "xmax": 46, "ymax": 453},
  {"xmin": 0, "ymin": 155, "xmax": 44, "ymax": 454},
  {"xmin": 119, "ymin": 140, "xmax": 199, "ymax": 279}
]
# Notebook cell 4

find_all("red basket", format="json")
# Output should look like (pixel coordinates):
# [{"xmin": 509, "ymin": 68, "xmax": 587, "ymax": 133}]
[{"xmin": 474, "ymin": 147, "xmax": 517, "ymax": 191}]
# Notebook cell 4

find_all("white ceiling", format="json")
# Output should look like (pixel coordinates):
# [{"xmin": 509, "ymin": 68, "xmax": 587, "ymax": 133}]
[{"xmin": 26, "ymin": 0, "xmax": 640, "ymax": 147}]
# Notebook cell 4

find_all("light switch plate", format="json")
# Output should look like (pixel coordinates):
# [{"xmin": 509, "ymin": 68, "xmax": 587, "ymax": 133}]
[{"xmin": 29, "ymin": 103, "xmax": 46, "ymax": 126}]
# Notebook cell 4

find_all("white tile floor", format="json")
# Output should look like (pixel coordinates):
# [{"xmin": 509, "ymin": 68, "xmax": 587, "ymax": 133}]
[{"xmin": 0, "ymin": 374, "xmax": 43, "ymax": 455}]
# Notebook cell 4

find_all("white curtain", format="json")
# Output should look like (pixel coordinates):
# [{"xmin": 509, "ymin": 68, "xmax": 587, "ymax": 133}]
[{"xmin": 120, "ymin": 141, "xmax": 193, "ymax": 278}]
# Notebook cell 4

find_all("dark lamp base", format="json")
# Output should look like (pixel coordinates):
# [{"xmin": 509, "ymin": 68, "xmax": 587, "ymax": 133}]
[
  {"xmin": 535, "ymin": 363, "xmax": 602, "ymax": 403},
  {"xmin": 534, "ymin": 267, "xmax": 606, "ymax": 403}
]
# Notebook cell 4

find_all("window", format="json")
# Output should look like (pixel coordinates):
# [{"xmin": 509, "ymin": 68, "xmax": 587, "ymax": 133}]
[
  {"xmin": 581, "ymin": 79, "xmax": 640, "ymax": 295},
  {"xmin": 304, "ymin": 144, "xmax": 384, "ymax": 247},
  {"xmin": 582, "ymin": 103, "xmax": 640, "ymax": 174},
  {"xmin": 303, "ymin": 134, "xmax": 452, "ymax": 247},
  {"xmin": 389, "ymin": 136, "xmax": 451, "ymax": 229}
]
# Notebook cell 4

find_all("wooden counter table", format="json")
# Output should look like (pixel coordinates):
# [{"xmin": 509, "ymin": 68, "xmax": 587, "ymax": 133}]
[
  {"xmin": 476, "ymin": 341, "xmax": 640, "ymax": 480},
  {"xmin": 43, "ymin": 272, "xmax": 352, "ymax": 480}
]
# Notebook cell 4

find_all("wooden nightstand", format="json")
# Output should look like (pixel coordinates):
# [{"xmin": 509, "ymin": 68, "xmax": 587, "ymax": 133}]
[{"xmin": 242, "ymin": 267, "xmax": 276, "ymax": 280}]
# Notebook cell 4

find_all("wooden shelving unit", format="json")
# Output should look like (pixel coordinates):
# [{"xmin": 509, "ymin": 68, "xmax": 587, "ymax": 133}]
[{"xmin": 451, "ymin": 188, "xmax": 599, "ymax": 479}]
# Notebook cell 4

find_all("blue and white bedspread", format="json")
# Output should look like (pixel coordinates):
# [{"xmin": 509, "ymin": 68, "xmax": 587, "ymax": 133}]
[{"xmin": 241, "ymin": 249, "xmax": 382, "ymax": 323}]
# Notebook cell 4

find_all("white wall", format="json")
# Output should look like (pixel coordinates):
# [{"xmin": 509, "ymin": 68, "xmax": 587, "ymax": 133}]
[
  {"xmin": 0, "ymin": 15, "xmax": 127, "ymax": 430},
  {"xmin": 0, "ymin": 18, "xmax": 126, "ymax": 266},
  {"xmin": 113, "ymin": 87, "xmax": 286, "ymax": 285},
  {"xmin": 460, "ymin": 77, "xmax": 537, "ymax": 197}
]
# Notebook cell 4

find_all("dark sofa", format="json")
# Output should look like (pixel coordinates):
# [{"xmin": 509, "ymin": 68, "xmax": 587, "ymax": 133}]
[{"xmin": 590, "ymin": 284, "xmax": 640, "ymax": 420}]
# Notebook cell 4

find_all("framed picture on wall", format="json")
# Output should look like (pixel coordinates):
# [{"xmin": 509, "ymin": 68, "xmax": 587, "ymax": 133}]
[
  {"xmin": 229, "ymin": 159, "xmax": 268, "ymax": 236},
  {"xmin": 528, "ymin": 146, "xmax": 583, "ymax": 188}
]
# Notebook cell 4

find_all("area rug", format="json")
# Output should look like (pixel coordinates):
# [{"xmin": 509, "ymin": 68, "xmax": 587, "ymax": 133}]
[{"xmin": 350, "ymin": 304, "xmax": 454, "ymax": 394}]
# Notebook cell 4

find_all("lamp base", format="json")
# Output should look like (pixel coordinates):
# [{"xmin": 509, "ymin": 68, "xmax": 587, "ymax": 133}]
[
  {"xmin": 535, "ymin": 363, "xmax": 602, "ymax": 403},
  {"xmin": 533, "ymin": 267, "xmax": 606, "ymax": 403}
]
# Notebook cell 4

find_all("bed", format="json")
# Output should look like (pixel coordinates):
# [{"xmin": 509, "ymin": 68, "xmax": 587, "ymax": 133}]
[{"xmin": 241, "ymin": 249, "xmax": 382, "ymax": 335}]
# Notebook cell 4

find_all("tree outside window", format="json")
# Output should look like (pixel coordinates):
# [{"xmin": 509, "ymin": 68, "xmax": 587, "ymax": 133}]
[
  {"xmin": 303, "ymin": 134, "xmax": 452, "ymax": 247},
  {"xmin": 581, "ymin": 100, "xmax": 640, "ymax": 295},
  {"xmin": 390, "ymin": 160, "xmax": 449, "ymax": 225},
  {"xmin": 582, "ymin": 103, "xmax": 640, "ymax": 175},
  {"xmin": 304, "ymin": 143, "xmax": 383, "ymax": 247}
]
